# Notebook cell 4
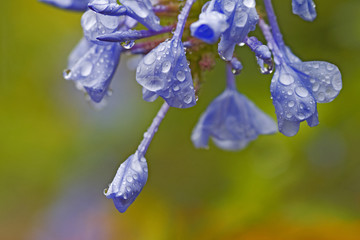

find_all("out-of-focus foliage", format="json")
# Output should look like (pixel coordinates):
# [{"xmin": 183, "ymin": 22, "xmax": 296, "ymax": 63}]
[{"xmin": 1, "ymin": 0, "xmax": 360, "ymax": 239}]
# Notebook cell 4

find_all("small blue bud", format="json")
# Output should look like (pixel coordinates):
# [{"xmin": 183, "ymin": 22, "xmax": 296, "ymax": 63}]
[
  {"xmin": 105, "ymin": 152, "xmax": 148, "ymax": 213},
  {"xmin": 292, "ymin": 0, "xmax": 317, "ymax": 22},
  {"xmin": 190, "ymin": 12, "xmax": 229, "ymax": 44}
]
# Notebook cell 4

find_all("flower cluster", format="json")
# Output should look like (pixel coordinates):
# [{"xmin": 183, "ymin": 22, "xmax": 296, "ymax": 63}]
[{"xmin": 41, "ymin": 0, "xmax": 342, "ymax": 212}]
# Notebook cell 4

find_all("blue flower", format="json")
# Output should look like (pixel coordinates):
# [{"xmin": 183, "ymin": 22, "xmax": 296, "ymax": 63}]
[
  {"xmin": 292, "ymin": 0, "xmax": 317, "ymax": 22},
  {"xmin": 217, "ymin": 0, "xmax": 259, "ymax": 60},
  {"xmin": 89, "ymin": 0, "xmax": 162, "ymax": 31},
  {"xmin": 105, "ymin": 152, "xmax": 148, "ymax": 213},
  {"xmin": 64, "ymin": 38, "xmax": 122, "ymax": 102},
  {"xmin": 39, "ymin": 0, "xmax": 90, "ymax": 11},
  {"xmin": 270, "ymin": 47, "xmax": 342, "ymax": 136},
  {"xmin": 192, "ymin": 67, "xmax": 277, "ymax": 150},
  {"xmin": 136, "ymin": 39, "xmax": 196, "ymax": 108},
  {"xmin": 190, "ymin": 11, "xmax": 229, "ymax": 44}
]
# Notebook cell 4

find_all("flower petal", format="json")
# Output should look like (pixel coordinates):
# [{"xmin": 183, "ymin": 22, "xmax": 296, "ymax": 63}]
[
  {"xmin": 64, "ymin": 39, "xmax": 122, "ymax": 102},
  {"xmin": 290, "ymin": 61, "xmax": 342, "ymax": 103},
  {"xmin": 292, "ymin": 0, "xmax": 317, "ymax": 22},
  {"xmin": 105, "ymin": 153, "xmax": 148, "ymax": 213},
  {"xmin": 136, "ymin": 39, "xmax": 196, "ymax": 108}
]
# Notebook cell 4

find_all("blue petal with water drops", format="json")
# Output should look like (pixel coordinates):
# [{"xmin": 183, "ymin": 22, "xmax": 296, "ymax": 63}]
[
  {"xmin": 136, "ymin": 39, "xmax": 196, "ymax": 108},
  {"xmin": 190, "ymin": 11, "xmax": 229, "ymax": 44},
  {"xmin": 270, "ymin": 59, "xmax": 342, "ymax": 136},
  {"xmin": 105, "ymin": 152, "xmax": 148, "ymax": 213},
  {"xmin": 292, "ymin": 0, "xmax": 317, "ymax": 21},
  {"xmin": 192, "ymin": 88, "xmax": 277, "ymax": 151},
  {"xmin": 39, "ymin": 0, "xmax": 90, "ymax": 11},
  {"xmin": 64, "ymin": 38, "xmax": 122, "ymax": 103},
  {"xmin": 217, "ymin": 0, "xmax": 259, "ymax": 60},
  {"xmin": 81, "ymin": 10, "xmax": 125, "ymax": 45}
]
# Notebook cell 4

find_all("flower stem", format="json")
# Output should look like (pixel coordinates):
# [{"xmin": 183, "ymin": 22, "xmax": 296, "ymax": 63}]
[
  {"xmin": 173, "ymin": 0, "xmax": 197, "ymax": 39},
  {"xmin": 226, "ymin": 64, "xmax": 237, "ymax": 90},
  {"xmin": 263, "ymin": 0, "xmax": 285, "ymax": 51},
  {"xmin": 137, "ymin": 102, "xmax": 170, "ymax": 157}
]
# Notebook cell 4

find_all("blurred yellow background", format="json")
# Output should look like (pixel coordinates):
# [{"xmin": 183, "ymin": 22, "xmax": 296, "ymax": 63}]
[{"xmin": 1, "ymin": 0, "xmax": 360, "ymax": 239}]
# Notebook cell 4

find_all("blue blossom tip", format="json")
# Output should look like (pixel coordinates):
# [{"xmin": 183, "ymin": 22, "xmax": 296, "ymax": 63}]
[
  {"xmin": 292, "ymin": 0, "xmax": 317, "ymax": 21},
  {"xmin": 192, "ymin": 88, "xmax": 277, "ymax": 151},
  {"xmin": 190, "ymin": 12, "xmax": 229, "ymax": 44},
  {"xmin": 105, "ymin": 153, "xmax": 148, "ymax": 213},
  {"xmin": 136, "ymin": 39, "xmax": 196, "ymax": 108}
]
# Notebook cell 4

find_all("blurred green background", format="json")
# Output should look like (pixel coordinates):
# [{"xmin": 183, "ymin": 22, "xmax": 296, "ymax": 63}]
[{"xmin": 1, "ymin": 0, "xmax": 360, "ymax": 239}]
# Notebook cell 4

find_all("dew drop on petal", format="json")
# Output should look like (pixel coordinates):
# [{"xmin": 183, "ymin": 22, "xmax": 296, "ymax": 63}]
[
  {"xmin": 279, "ymin": 73, "xmax": 295, "ymax": 85},
  {"xmin": 161, "ymin": 61, "xmax": 171, "ymax": 73},
  {"xmin": 176, "ymin": 71, "xmax": 186, "ymax": 82},
  {"xmin": 295, "ymin": 87, "xmax": 309, "ymax": 98},
  {"xmin": 81, "ymin": 61, "xmax": 93, "ymax": 77}
]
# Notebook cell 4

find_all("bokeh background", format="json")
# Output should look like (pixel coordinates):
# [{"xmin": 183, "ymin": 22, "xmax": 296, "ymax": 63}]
[{"xmin": 1, "ymin": 0, "xmax": 360, "ymax": 239}]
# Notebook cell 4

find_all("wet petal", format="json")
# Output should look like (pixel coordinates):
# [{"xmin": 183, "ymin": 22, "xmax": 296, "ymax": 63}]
[
  {"xmin": 64, "ymin": 38, "xmax": 122, "ymax": 102},
  {"xmin": 192, "ymin": 89, "xmax": 277, "ymax": 151},
  {"xmin": 105, "ymin": 152, "xmax": 148, "ymax": 213},
  {"xmin": 290, "ymin": 61, "xmax": 342, "ymax": 103},
  {"xmin": 81, "ymin": 10, "xmax": 124, "ymax": 44},
  {"xmin": 271, "ymin": 65, "xmax": 317, "ymax": 136},
  {"xmin": 218, "ymin": 0, "xmax": 259, "ymax": 60},
  {"xmin": 292, "ymin": 0, "xmax": 317, "ymax": 22},
  {"xmin": 136, "ymin": 39, "xmax": 196, "ymax": 108}
]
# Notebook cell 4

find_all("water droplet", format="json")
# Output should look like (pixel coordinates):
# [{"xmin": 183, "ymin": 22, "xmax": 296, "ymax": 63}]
[
  {"xmin": 103, "ymin": 188, "xmax": 108, "ymax": 195},
  {"xmin": 81, "ymin": 61, "xmax": 93, "ymax": 77},
  {"xmin": 184, "ymin": 95, "xmax": 192, "ymax": 104},
  {"xmin": 318, "ymin": 92, "xmax": 325, "ymax": 101},
  {"xmin": 279, "ymin": 73, "xmax": 294, "ymax": 85},
  {"xmin": 295, "ymin": 87, "xmax": 309, "ymax": 98},
  {"xmin": 232, "ymin": 68, "xmax": 241, "ymax": 75},
  {"xmin": 123, "ymin": 194, "xmax": 128, "ymax": 200},
  {"xmin": 312, "ymin": 82, "xmax": 320, "ymax": 92},
  {"xmin": 286, "ymin": 113, "xmax": 292, "ymax": 119},
  {"xmin": 287, "ymin": 90, "xmax": 293, "ymax": 95},
  {"xmin": 126, "ymin": 187, "xmax": 131, "ymax": 192},
  {"xmin": 127, "ymin": 176, "xmax": 133, "ymax": 183},
  {"xmin": 327, "ymin": 64, "xmax": 335, "ymax": 71},
  {"xmin": 143, "ymin": 167, "xmax": 148, "ymax": 173},
  {"xmin": 133, "ymin": 174, "xmax": 138, "ymax": 180},
  {"xmin": 140, "ymin": 157, "xmax": 146, "ymax": 163},
  {"xmin": 176, "ymin": 71, "xmax": 186, "ymax": 82},
  {"xmin": 64, "ymin": 69, "xmax": 71, "ymax": 80},
  {"xmin": 161, "ymin": 61, "xmax": 171, "ymax": 73},
  {"xmin": 297, "ymin": 113, "xmax": 305, "ymax": 120},
  {"xmin": 121, "ymin": 40, "xmax": 135, "ymax": 49},
  {"xmin": 173, "ymin": 85, "xmax": 180, "ymax": 91},
  {"xmin": 288, "ymin": 101, "xmax": 295, "ymax": 107}
]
